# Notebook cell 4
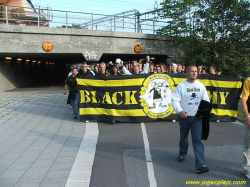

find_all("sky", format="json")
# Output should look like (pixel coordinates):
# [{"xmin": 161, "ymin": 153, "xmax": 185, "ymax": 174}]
[{"xmin": 30, "ymin": 0, "xmax": 164, "ymax": 16}]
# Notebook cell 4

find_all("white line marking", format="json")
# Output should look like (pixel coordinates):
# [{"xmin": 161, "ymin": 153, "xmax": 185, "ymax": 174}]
[
  {"xmin": 234, "ymin": 120, "xmax": 244, "ymax": 126},
  {"xmin": 65, "ymin": 122, "xmax": 99, "ymax": 187},
  {"xmin": 141, "ymin": 122, "xmax": 157, "ymax": 187}
]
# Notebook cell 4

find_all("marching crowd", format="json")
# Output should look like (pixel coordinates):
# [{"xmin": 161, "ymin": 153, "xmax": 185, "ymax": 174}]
[
  {"xmin": 63, "ymin": 55, "xmax": 250, "ymax": 178},
  {"xmin": 64, "ymin": 55, "xmax": 223, "ymax": 120},
  {"xmin": 66, "ymin": 56, "xmax": 222, "ymax": 78}
]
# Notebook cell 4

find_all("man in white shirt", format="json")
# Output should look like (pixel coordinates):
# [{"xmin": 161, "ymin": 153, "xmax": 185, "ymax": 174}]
[
  {"xmin": 172, "ymin": 64, "xmax": 210, "ymax": 173},
  {"xmin": 171, "ymin": 63, "xmax": 178, "ymax": 73},
  {"xmin": 122, "ymin": 56, "xmax": 150, "ymax": 75}
]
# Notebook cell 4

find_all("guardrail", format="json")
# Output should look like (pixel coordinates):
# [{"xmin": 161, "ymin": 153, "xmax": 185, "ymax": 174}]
[{"xmin": 0, "ymin": 4, "xmax": 169, "ymax": 34}]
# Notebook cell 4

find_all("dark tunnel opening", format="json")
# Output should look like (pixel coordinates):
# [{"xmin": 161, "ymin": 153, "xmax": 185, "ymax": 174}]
[{"xmin": 0, "ymin": 53, "xmax": 169, "ymax": 92}]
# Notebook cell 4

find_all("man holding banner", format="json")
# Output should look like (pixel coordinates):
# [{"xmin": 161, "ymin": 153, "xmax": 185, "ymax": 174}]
[
  {"xmin": 239, "ymin": 77, "xmax": 250, "ymax": 180},
  {"xmin": 172, "ymin": 64, "xmax": 210, "ymax": 174},
  {"xmin": 64, "ymin": 67, "xmax": 80, "ymax": 119}
]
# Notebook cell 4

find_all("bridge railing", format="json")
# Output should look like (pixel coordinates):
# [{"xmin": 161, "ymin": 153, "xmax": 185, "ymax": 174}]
[{"xmin": 0, "ymin": 4, "xmax": 169, "ymax": 34}]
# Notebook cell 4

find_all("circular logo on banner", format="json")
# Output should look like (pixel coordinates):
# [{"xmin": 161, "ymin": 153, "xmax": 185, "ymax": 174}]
[
  {"xmin": 134, "ymin": 44, "xmax": 142, "ymax": 53},
  {"xmin": 42, "ymin": 41, "xmax": 54, "ymax": 52},
  {"xmin": 140, "ymin": 74, "xmax": 175, "ymax": 119}
]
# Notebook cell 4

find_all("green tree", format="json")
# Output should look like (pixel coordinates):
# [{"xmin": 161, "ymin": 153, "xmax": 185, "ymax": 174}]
[
  {"xmin": 197, "ymin": 0, "xmax": 250, "ymax": 77},
  {"xmin": 158, "ymin": 0, "xmax": 201, "ymax": 40},
  {"xmin": 158, "ymin": 0, "xmax": 250, "ymax": 78}
]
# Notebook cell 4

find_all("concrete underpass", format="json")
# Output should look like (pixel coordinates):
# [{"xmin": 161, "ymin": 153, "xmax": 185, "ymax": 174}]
[
  {"xmin": 0, "ymin": 24, "xmax": 185, "ymax": 92},
  {"xmin": 0, "ymin": 52, "xmax": 169, "ymax": 92}
]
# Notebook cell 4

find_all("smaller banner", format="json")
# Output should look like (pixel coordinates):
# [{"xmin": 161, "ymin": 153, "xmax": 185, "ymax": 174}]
[{"xmin": 77, "ymin": 73, "xmax": 242, "ymax": 122}]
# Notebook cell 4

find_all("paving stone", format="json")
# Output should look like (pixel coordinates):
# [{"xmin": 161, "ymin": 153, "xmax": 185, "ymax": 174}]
[
  {"xmin": 20, "ymin": 151, "xmax": 42, "ymax": 158},
  {"xmin": 54, "ymin": 156, "xmax": 76, "ymax": 163},
  {"xmin": 14, "ymin": 182, "xmax": 41, "ymax": 187},
  {"xmin": 7, "ymin": 146, "xmax": 27, "ymax": 154},
  {"xmin": 31, "ymin": 159, "xmax": 55, "ymax": 167},
  {"xmin": 0, "ymin": 159, "xmax": 15, "ymax": 166},
  {"xmin": 0, "ymin": 147, "xmax": 12, "ymax": 156},
  {"xmin": 8, "ymin": 162, "xmax": 33, "ymax": 170},
  {"xmin": 65, "ymin": 182, "xmax": 90, "ymax": 187},
  {"xmin": 0, "ymin": 153, "xmax": 20, "ymax": 160},
  {"xmin": 45, "ymin": 169, "xmax": 71, "ymax": 179},
  {"xmin": 60, "ymin": 146, "xmax": 78, "ymax": 152},
  {"xmin": 0, "ymin": 169, "xmax": 26, "ymax": 178},
  {"xmin": 22, "ymin": 135, "xmax": 40, "ymax": 140},
  {"xmin": 58, "ymin": 150, "xmax": 78, "ymax": 157},
  {"xmin": 46, "ymin": 143, "xmax": 64, "ymax": 149},
  {"xmin": 40, "ymin": 147, "xmax": 62, "ymax": 154},
  {"xmin": 0, "ymin": 166, "xmax": 7, "ymax": 174},
  {"xmin": 37, "ymin": 153, "xmax": 58, "ymax": 160},
  {"xmin": 18, "ymin": 166, "xmax": 50, "ymax": 183},
  {"xmin": 0, "ymin": 178, "xmax": 19, "ymax": 187},
  {"xmin": 50, "ymin": 162, "xmax": 73, "ymax": 170},
  {"xmin": 15, "ymin": 156, "xmax": 38, "ymax": 163},
  {"xmin": 40, "ymin": 178, "xmax": 67, "ymax": 187},
  {"xmin": 0, "ymin": 90, "xmax": 86, "ymax": 186},
  {"xmin": 27, "ymin": 144, "xmax": 48, "ymax": 151}
]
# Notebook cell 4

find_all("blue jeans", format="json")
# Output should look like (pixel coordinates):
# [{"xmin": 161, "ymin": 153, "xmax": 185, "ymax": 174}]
[
  {"xmin": 178, "ymin": 116, "xmax": 205, "ymax": 170},
  {"xmin": 71, "ymin": 93, "xmax": 79, "ymax": 116}
]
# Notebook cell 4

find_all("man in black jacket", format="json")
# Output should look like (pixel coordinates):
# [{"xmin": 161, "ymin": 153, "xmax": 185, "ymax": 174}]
[{"xmin": 64, "ymin": 67, "xmax": 79, "ymax": 119}]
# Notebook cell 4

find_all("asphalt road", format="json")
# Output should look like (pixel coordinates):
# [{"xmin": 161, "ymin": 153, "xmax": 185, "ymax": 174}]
[{"xmin": 91, "ymin": 120, "xmax": 249, "ymax": 187}]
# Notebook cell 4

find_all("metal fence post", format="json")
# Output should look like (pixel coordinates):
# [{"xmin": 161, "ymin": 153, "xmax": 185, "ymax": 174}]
[
  {"xmin": 5, "ymin": 6, "xmax": 8, "ymax": 25},
  {"xmin": 38, "ymin": 6, "xmax": 40, "ymax": 27},
  {"xmin": 134, "ymin": 16, "xmax": 137, "ymax": 33},
  {"xmin": 114, "ymin": 16, "xmax": 116, "ymax": 31},
  {"xmin": 137, "ymin": 14, "xmax": 140, "ymax": 33},
  {"xmin": 47, "ymin": 7, "xmax": 50, "ymax": 21},
  {"xmin": 153, "ymin": 20, "xmax": 155, "ymax": 34},
  {"xmin": 66, "ymin": 12, "xmax": 68, "ymax": 28},
  {"xmin": 110, "ymin": 17, "xmax": 112, "ymax": 31},
  {"xmin": 91, "ymin": 14, "xmax": 93, "ymax": 30}
]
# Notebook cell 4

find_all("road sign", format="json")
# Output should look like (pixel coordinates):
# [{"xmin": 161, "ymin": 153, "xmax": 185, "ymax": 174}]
[
  {"xmin": 134, "ymin": 44, "xmax": 142, "ymax": 53},
  {"xmin": 42, "ymin": 41, "xmax": 54, "ymax": 52}
]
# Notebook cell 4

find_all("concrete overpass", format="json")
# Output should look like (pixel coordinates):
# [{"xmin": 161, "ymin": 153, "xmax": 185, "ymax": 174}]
[{"xmin": 0, "ymin": 25, "xmax": 185, "ymax": 92}]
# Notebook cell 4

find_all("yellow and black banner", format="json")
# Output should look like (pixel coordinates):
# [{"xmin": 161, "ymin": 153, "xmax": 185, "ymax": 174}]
[{"xmin": 77, "ymin": 73, "xmax": 242, "ymax": 122}]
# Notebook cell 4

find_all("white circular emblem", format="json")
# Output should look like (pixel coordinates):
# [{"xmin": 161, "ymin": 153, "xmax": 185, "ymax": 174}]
[{"xmin": 140, "ymin": 74, "xmax": 175, "ymax": 119}]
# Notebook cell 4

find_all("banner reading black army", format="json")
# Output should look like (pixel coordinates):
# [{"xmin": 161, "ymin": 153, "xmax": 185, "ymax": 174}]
[{"xmin": 77, "ymin": 73, "xmax": 242, "ymax": 122}]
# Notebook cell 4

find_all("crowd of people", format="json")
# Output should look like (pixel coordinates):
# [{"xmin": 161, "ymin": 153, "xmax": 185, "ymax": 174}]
[
  {"xmin": 64, "ymin": 55, "xmax": 223, "ymax": 120},
  {"xmin": 66, "ymin": 56, "xmax": 222, "ymax": 78},
  {"xmin": 63, "ymin": 56, "xmax": 250, "ymax": 178}
]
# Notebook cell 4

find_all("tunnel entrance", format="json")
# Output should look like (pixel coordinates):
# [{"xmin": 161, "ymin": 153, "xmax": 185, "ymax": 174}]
[{"xmin": 0, "ymin": 53, "xmax": 169, "ymax": 92}]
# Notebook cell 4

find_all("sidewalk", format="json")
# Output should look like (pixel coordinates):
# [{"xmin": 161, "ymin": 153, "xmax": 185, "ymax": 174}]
[{"xmin": 0, "ymin": 88, "xmax": 86, "ymax": 187}]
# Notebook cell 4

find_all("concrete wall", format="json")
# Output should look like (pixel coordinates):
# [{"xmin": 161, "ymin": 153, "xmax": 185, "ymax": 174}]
[
  {"xmin": 0, "ymin": 59, "xmax": 57, "ymax": 92},
  {"xmin": 0, "ymin": 25, "xmax": 186, "ymax": 61},
  {"xmin": 0, "ymin": 60, "xmax": 14, "ymax": 92},
  {"xmin": 0, "ymin": 60, "xmax": 28, "ymax": 92}
]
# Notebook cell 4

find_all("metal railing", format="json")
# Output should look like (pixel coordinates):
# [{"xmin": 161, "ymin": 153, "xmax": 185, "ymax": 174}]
[{"xmin": 0, "ymin": 4, "xmax": 169, "ymax": 34}]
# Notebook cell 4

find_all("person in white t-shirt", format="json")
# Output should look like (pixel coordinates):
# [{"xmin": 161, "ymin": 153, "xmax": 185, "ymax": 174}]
[
  {"xmin": 122, "ymin": 56, "xmax": 150, "ymax": 75},
  {"xmin": 172, "ymin": 64, "xmax": 210, "ymax": 174}
]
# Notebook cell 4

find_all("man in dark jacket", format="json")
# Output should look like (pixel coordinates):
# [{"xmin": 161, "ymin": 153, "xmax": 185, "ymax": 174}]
[{"xmin": 64, "ymin": 67, "xmax": 79, "ymax": 119}]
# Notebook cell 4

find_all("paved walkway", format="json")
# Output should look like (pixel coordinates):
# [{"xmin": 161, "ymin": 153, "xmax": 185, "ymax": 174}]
[{"xmin": 0, "ymin": 87, "xmax": 91, "ymax": 187}]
